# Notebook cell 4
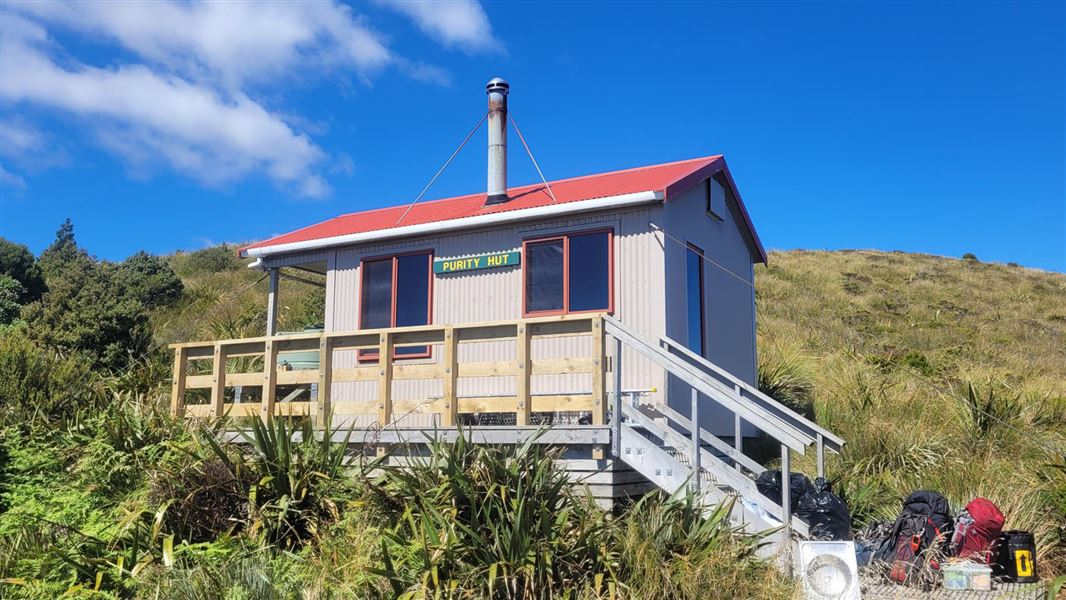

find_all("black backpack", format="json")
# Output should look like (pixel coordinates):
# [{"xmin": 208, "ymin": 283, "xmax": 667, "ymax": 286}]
[{"xmin": 873, "ymin": 490, "xmax": 954, "ymax": 584}]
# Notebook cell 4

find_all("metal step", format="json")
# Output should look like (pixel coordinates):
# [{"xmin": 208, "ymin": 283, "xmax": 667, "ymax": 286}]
[
  {"xmin": 619, "ymin": 407, "xmax": 810, "ymax": 537},
  {"xmin": 618, "ymin": 424, "xmax": 779, "ymax": 533}
]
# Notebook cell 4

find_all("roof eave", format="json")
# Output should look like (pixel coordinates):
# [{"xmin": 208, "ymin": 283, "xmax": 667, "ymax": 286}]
[
  {"xmin": 662, "ymin": 156, "xmax": 768, "ymax": 264},
  {"xmin": 241, "ymin": 190, "xmax": 665, "ymax": 259}
]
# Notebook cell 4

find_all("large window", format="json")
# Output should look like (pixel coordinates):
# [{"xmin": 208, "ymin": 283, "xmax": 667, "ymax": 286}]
[
  {"xmin": 523, "ymin": 229, "xmax": 612, "ymax": 316},
  {"xmin": 686, "ymin": 243, "xmax": 706, "ymax": 357},
  {"xmin": 359, "ymin": 251, "xmax": 432, "ymax": 360}
]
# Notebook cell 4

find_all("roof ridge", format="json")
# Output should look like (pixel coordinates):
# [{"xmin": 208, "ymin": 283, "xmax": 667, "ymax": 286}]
[{"xmin": 330, "ymin": 154, "xmax": 722, "ymax": 220}]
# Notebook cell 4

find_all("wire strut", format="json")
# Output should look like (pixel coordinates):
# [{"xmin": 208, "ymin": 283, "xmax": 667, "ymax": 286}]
[
  {"xmin": 649, "ymin": 222, "xmax": 755, "ymax": 289},
  {"xmin": 396, "ymin": 112, "xmax": 488, "ymax": 225},
  {"xmin": 509, "ymin": 113, "xmax": 559, "ymax": 204}
]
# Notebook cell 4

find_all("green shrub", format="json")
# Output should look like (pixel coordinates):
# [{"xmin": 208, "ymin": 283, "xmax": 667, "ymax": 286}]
[
  {"xmin": 372, "ymin": 431, "xmax": 616, "ymax": 597},
  {"xmin": 198, "ymin": 416, "xmax": 354, "ymax": 551},
  {"xmin": 149, "ymin": 456, "xmax": 248, "ymax": 543},
  {"xmin": 0, "ymin": 332, "xmax": 103, "ymax": 430},
  {"xmin": 0, "ymin": 275, "xmax": 23, "ymax": 325},
  {"xmin": 0, "ymin": 236, "xmax": 46, "ymax": 304},
  {"xmin": 172, "ymin": 245, "xmax": 245, "ymax": 277},
  {"xmin": 902, "ymin": 351, "xmax": 934, "ymax": 376},
  {"xmin": 615, "ymin": 491, "xmax": 789, "ymax": 600},
  {"xmin": 136, "ymin": 546, "xmax": 305, "ymax": 600},
  {"xmin": 22, "ymin": 251, "xmax": 152, "ymax": 372},
  {"xmin": 113, "ymin": 251, "xmax": 184, "ymax": 309},
  {"xmin": 757, "ymin": 352, "xmax": 815, "ymax": 419}
]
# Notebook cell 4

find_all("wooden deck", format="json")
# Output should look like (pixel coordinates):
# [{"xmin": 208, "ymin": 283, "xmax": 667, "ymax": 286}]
[{"xmin": 170, "ymin": 314, "xmax": 610, "ymax": 457}]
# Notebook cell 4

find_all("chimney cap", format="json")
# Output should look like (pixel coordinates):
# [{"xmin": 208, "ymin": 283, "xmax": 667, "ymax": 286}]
[{"xmin": 486, "ymin": 77, "xmax": 509, "ymax": 94}]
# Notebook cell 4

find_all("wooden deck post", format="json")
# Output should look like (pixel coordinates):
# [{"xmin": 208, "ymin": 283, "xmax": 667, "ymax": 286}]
[
  {"xmin": 591, "ymin": 316, "xmax": 606, "ymax": 460},
  {"xmin": 441, "ymin": 328, "xmax": 458, "ymax": 427},
  {"xmin": 316, "ymin": 336, "xmax": 333, "ymax": 428},
  {"xmin": 515, "ymin": 323, "xmax": 531, "ymax": 426},
  {"xmin": 210, "ymin": 344, "xmax": 227, "ymax": 418},
  {"xmin": 611, "ymin": 335, "xmax": 622, "ymax": 458},
  {"xmin": 170, "ymin": 347, "xmax": 187, "ymax": 418},
  {"xmin": 377, "ymin": 332, "xmax": 394, "ymax": 457},
  {"xmin": 262, "ymin": 339, "xmax": 278, "ymax": 419},
  {"xmin": 266, "ymin": 268, "xmax": 279, "ymax": 337}
]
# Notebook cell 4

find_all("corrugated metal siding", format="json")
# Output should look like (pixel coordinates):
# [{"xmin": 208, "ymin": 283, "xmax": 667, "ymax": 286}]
[
  {"xmin": 321, "ymin": 206, "xmax": 668, "ymax": 422},
  {"xmin": 661, "ymin": 179, "xmax": 758, "ymax": 436}
]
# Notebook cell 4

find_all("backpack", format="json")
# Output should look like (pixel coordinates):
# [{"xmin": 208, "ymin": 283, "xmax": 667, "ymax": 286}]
[
  {"xmin": 950, "ymin": 498, "xmax": 1004, "ymax": 564},
  {"xmin": 873, "ymin": 491, "xmax": 954, "ymax": 584}
]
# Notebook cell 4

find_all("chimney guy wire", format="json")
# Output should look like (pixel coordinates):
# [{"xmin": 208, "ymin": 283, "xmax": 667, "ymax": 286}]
[
  {"xmin": 396, "ymin": 111, "xmax": 488, "ymax": 226},
  {"xmin": 649, "ymin": 222, "xmax": 755, "ymax": 289},
  {"xmin": 509, "ymin": 112, "xmax": 559, "ymax": 204}
]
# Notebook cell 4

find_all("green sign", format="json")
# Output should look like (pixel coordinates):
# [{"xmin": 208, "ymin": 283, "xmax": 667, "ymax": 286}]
[{"xmin": 434, "ymin": 251, "xmax": 520, "ymax": 274}]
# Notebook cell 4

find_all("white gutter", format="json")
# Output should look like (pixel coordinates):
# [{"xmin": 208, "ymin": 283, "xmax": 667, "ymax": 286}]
[{"xmin": 243, "ymin": 190, "xmax": 664, "ymax": 258}]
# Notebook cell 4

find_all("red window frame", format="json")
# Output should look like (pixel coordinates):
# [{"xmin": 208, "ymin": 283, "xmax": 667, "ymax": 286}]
[
  {"xmin": 686, "ymin": 242, "xmax": 706, "ymax": 357},
  {"xmin": 358, "ymin": 249, "xmax": 434, "ymax": 362},
  {"xmin": 521, "ymin": 228, "xmax": 614, "ymax": 317}
]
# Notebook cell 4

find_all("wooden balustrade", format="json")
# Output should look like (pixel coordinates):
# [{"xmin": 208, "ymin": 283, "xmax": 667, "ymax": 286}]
[{"xmin": 169, "ymin": 314, "xmax": 608, "ymax": 441}]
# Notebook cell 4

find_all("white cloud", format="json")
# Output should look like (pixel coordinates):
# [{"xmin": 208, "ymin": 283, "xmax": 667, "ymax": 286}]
[
  {"xmin": 1, "ymin": 118, "xmax": 73, "ymax": 172},
  {"xmin": 0, "ymin": 164, "xmax": 27, "ymax": 190},
  {"xmin": 377, "ymin": 0, "xmax": 502, "ymax": 54},
  {"xmin": 0, "ymin": 13, "xmax": 329, "ymax": 197},
  {"xmin": 10, "ymin": 1, "xmax": 397, "ymax": 90},
  {"xmin": 0, "ymin": 0, "xmax": 489, "ymax": 198}
]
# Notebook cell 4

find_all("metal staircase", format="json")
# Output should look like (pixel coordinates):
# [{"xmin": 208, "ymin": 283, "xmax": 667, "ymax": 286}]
[{"xmin": 603, "ymin": 316, "xmax": 845, "ymax": 548}]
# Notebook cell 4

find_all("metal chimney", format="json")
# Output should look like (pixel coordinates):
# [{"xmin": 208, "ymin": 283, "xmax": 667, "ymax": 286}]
[{"xmin": 485, "ymin": 77, "xmax": 509, "ymax": 205}]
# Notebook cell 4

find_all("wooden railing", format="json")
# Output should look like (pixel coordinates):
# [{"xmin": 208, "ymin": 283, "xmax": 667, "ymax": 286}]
[{"xmin": 170, "ymin": 314, "xmax": 606, "ymax": 447}]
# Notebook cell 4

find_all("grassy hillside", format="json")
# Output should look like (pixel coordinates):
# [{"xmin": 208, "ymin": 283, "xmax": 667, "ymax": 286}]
[{"xmin": 756, "ymin": 250, "xmax": 1066, "ymax": 572}]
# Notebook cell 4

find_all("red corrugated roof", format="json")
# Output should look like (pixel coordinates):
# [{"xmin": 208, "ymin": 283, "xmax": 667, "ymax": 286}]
[{"xmin": 242, "ymin": 155, "xmax": 766, "ymax": 261}]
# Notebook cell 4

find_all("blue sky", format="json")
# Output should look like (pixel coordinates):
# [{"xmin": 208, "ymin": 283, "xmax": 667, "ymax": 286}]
[{"xmin": 1, "ymin": 1, "xmax": 1064, "ymax": 271}]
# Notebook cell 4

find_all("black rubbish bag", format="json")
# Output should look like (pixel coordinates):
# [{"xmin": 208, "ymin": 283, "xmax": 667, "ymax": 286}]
[
  {"xmin": 755, "ymin": 470, "xmax": 813, "ymax": 513},
  {"xmin": 795, "ymin": 477, "xmax": 852, "ymax": 541}
]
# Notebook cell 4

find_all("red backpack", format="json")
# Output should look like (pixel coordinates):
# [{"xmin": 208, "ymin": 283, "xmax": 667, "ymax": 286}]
[{"xmin": 951, "ymin": 498, "xmax": 1005, "ymax": 564}]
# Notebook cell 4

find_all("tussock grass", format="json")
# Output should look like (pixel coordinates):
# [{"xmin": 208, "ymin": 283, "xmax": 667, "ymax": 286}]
[{"xmin": 758, "ymin": 250, "xmax": 1066, "ymax": 577}]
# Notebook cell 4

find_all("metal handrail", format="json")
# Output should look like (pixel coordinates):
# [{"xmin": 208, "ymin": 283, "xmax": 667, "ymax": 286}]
[
  {"xmin": 603, "ymin": 316, "xmax": 814, "ymax": 453},
  {"xmin": 659, "ymin": 335, "xmax": 845, "ymax": 453}
]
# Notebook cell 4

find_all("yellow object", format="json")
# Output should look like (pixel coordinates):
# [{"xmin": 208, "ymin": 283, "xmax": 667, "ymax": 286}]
[{"xmin": 1015, "ymin": 549, "xmax": 1034, "ymax": 578}]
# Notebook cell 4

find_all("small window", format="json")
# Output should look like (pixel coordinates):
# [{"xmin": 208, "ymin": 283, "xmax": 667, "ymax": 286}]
[
  {"xmin": 686, "ymin": 244, "xmax": 706, "ymax": 357},
  {"xmin": 706, "ymin": 178, "xmax": 726, "ymax": 222},
  {"xmin": 524, "ymin": 229, "xmax": 612, "ymax": 316},
  {"xmin": 359, "ymin": 251, "xmax": 432, "ymax": 360}
]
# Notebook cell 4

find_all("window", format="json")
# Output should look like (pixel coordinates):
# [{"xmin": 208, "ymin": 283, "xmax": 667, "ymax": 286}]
[
  {"xmin": 523, "ymin": 229, "xmax": 612, "ymax": 316},
  {"xmin": 686, "ymin": 244, "xmax": 706, "ymax": 357},
  {"xmin": 706, "ymin": 177, "xmax": 726, "ymax": 222},
  {"xmin": 359, "ymin": 251, "xmax": 432, "ymax": 360}
]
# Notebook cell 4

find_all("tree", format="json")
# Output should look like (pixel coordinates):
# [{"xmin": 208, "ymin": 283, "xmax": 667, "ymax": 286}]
[
  {"xmin": 23, "ymin": 253, "xmax": 151, "ymax": 371},
  {"xmin": 38, "ymin": 218, "xmax": 87, "ymax": 279},
  {"xmin": 0, "ymin": 275, "xmax": 24, "ymax": 325},
  {"xmin": 0, "ymin": 237, "xmax": 46, "ymax": 303},
  {"xmin": 23, "ymin": 228, "xmax": 152, "ymax": 372},
  {"xmin": 114, "ymin": 251, "xmax": 184, "ymax": 309}
]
